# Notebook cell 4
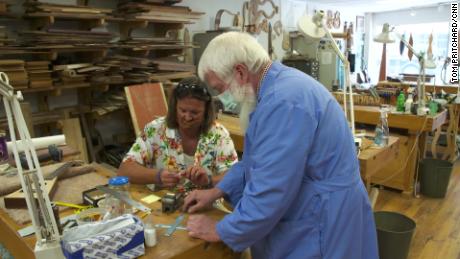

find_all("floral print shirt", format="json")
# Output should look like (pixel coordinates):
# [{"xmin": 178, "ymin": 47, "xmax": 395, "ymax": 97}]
[{"xmin": 123, "ymin": 117, "xmax": 238, "ymax": 176}]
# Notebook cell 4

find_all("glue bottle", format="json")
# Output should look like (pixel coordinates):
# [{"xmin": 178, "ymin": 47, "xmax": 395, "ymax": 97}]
[
  {"xmin": 374, "ymin": 105, "xmax": 389, "ymax": 147},
  {"xmin": 144, "ymin": 214, "xmax": 157, "ymax": 247},
  {"xmin": 405, "ymin": 94, "xmax": 413, "ymax": 114}
]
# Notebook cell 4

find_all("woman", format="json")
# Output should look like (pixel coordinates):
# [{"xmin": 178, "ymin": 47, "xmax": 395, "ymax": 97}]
[{"xmin": 118, "ymin": 77, "xmax": 238, "ymax": 188}]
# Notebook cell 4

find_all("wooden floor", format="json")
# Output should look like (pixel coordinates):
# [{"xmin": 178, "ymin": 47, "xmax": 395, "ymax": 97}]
[{"xmin": 374, "ymin": 159, "xmax": 460, "ymax": 259}]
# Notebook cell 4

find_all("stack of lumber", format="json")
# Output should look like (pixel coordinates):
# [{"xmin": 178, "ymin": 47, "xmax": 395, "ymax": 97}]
[
  {"xmin": 0, "ymin": 1, "xmax": 10, "ymax": 15},
  {"xmin": 0, "ymin": 60, "xmax": 28, "ymax": 89},
  {"xmin": 19, "ymin": 29, "xmax": 115, "ymax": 46},
  {"xmin": 26, "ymin": 61, "xmax": 53, "ymax": 88},
  {"xmin": 115, "ymin": 2, "xmax": 203, "ymax": 23},
  {"xmin": 118, "ymin": 36, "xmax": 194, "ymax": 51},
  {"xmin": 119, "ymin": 0, "xmax": 182, "ymax": 5},
  {"xmin": 91, "ymin": 89, "xmax": 127, "ymax": 116},
  {"xmin": 153, "ymin": 60, "xmax": 195, "ymax": 72},
  {"xmin": 96, "ymin": 55, "xmax": 153, "ymax": 84},
  {"xmin": 0, "ymin": 26, "xmax": 13, "ymax": 46},
  {"xmin": 53, "ymin": 63, "xmax": 93, "ymax": 86},
  {"xmin": 95, "ymin": 55, "xmax": 195, "ymax": 84},
  {"xmin": 24, "ymin": 1, "xmax": 113, "ymax": 19}
]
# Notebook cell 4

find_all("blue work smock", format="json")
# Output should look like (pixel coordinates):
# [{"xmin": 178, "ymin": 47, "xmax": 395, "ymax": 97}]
[{"xmin": 216, "ymin": 62, "xmax": 379, "ymax": 259}]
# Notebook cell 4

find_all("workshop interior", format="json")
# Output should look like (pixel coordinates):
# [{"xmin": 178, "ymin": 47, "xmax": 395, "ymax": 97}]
[{"xmin": 0, "ymin": 0, "xmax": 458, "ymax": 258}]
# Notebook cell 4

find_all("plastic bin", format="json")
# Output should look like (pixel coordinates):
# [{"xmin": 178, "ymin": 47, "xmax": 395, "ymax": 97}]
[
  {"xmin": 374, "ymin": 211, "xmax": 416, "ymax": 259},
  {"xmin": 419, "ymin": 158, "xmax": 453, "ymax": 198}
]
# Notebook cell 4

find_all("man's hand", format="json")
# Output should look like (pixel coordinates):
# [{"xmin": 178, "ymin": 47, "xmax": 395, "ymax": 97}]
[
  {"xmin": 187, "ymin": 214, "xmax": 220, "ymax": 242},
  {"xmin": 183, "ymin": 188, "xmax": 224, "ymax": 213},
  {"xmin": 181, "ymin": 166, "xmax": 209, "ymax": 186},
  {"xmin": 160, "ymin": 170, "xmax": 180, "ymax": 187}
]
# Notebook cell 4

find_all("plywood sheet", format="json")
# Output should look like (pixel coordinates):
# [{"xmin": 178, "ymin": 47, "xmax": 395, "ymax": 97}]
[{"xmin": 125, "ymin": 83, "xmax": 168, "ymax": 135}]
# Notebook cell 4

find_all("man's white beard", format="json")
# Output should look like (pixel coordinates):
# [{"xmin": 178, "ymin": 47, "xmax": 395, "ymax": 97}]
[{"xmin": 228, "ymin": 80, "xmax": 257, "ymax": 133}]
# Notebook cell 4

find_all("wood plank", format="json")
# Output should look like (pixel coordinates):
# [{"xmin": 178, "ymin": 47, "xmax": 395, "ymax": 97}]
[
  {"xmin": 61, "ymin": 118, "xmax": 88, "ymax": 163},
  {"xmin": 19, "ymin": 102, "xmax": 35, "ymax": 138},
  {"xmin": 53, "ymin": 63, "xmax": 92, "ymax": 71},
  {"xmin": 125, "ymin": 83, "xmax": 168, "ymax": 135},
  {"xmin": 4, "ymin": 179, "xmax": 57, "ymax": 209}
]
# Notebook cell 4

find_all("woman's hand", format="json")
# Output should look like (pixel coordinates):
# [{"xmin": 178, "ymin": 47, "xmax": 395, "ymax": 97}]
[
  {"xmin": 181, "ymin": 166, "xmax": 210, "ymax": 187},
  {"xmin": 160, "ymin": 169, "xmax": 180, "ymax": 187}
]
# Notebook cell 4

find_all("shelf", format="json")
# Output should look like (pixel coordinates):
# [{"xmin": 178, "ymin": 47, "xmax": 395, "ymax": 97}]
[
  {"xmin": 20, "ymin": 82, "xmax": 109, "ymax": 96},
  {"xmin": 118, "ymin": 19, "xmax": 184, "ymax": 40},
  {"xmin": 24, "ymin": 13, "xmax": 110, "ymax": 29},
  {"xmin": 0, "ymin": 13, "xmax": 19, "ymax": 20},
  {"xmin": 116, "ymin": 44, "xmax": 196, "ymax": 51},
  {"xmin": 0, "ymin": 46, "xmax": 108, "ymax": 60},
  {"xmin": 149, "ymin": 71, "xmax": 195, "ymax": 82}
]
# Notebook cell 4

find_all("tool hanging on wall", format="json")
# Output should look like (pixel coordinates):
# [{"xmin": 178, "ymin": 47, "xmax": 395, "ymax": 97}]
[
  {"xmin": 325, "ymin": 10, "xmax": 341, "ymax": 29},
  {"xmin": 273, "ymin": 20, "xmax": 282, "ymax": 37},
  {"xmin": 214, "ymin": 9, "xmax": 243, "ymax": 31},
  {"xmin": 333, "ymin": 11, "xmax": 341, "ymax": 29},
  {"xmin": 268, "ymin": 22, "xmax": 275, "ymax": 60},
  {"xmin": 281, "ymin": 30, "xmax": 290, "ymax": 51},
  {"xmin": 326, "ymin": 10, "xmax": 333, "ymax": 29},
  {"xmin": 244, "ymin": 0, "xmax": 279, "ymax": 35},
  {"xmin": 408, "ymin": 33, "xmax": 414, "ymax": 61},
  {"xmin": 427, "ymin": 32, "xmax": 433, "ymax": 57},
  {"xmin": 399, "ymin": 33, "xmax": 406, "ymax": 55}
]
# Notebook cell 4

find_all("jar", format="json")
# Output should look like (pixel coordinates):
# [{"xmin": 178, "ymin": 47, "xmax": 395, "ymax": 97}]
[{"xmin": 103, "ymin": 176, "xmax": 132, "ymax": 218}]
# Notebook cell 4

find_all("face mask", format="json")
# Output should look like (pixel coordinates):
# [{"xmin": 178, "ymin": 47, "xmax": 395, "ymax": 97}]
[{"xmin": 217, "ymin": 90, "xmax": 239, "ymax": 112}]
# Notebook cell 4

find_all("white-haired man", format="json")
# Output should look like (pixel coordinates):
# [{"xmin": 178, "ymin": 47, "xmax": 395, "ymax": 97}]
[{"xmin": 183, "ymin": 32, "xmax": 378, "ymax": 259}]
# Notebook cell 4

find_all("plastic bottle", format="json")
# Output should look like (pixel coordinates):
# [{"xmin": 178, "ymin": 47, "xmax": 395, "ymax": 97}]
[
  {"xmin": 103, "ymin": 176, "xmax": 132, "ymax": 218},
  {"xmin": 396, "ymin": 92, "xmax": 406, "ymax": 112},
  {"xmin": 374, "ymin": 106, "xmax": 390, "ymax": 147},
  {"xmin": 405, "ymin": 94, "xmax": 413, "ymax": 114},
  {"xmin": 144, "ymin": 214, "xmax": 157, "ymax": 247}
]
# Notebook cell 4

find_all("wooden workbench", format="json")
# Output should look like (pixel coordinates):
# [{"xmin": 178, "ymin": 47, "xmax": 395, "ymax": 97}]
[
  {"xmin": 0, "ymin": 164, "xmax": 238, "ymax": 259},
  {"xmin": 359, "ymin": 136, "xmax": 399, "ymax": 191},
  {"xmin": 354, "ymin": 105, "xmax": 447, "ymax": 192},
  {"xmin": 217, "ymin": 114, "xmax": 400, "ymax": 191},
  {"xmin": 377, "ymin": 81, "xmax": 459, "ymax": 94}
]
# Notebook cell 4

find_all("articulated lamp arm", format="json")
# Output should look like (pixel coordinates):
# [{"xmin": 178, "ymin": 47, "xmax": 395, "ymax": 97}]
[
  {"xmin": 0, "ymin": 72, "xmax": 63, "ymax": 258},
  {"xmin": 313, "ymin": 13, "xmax": 355, "ymax": 135}
]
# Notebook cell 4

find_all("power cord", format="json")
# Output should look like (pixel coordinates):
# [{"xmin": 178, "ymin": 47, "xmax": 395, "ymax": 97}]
[{"xmin": 371, "ymin": 115, "xmax": 429, "ymax": 196}]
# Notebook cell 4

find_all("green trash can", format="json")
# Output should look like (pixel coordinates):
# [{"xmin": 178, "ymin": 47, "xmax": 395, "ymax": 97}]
[
  {"xmin": 419, "ymin": 158, "xmax": 453, "ymax": 198},
  {"xmin": 374, "ymin": 211, "xmax": 416, "ymax": 259}
]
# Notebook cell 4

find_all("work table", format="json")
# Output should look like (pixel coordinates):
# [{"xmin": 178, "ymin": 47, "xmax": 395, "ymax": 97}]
[{"xmin": 0, "ymin": 163, "xmax": 238, "ymax": 259}]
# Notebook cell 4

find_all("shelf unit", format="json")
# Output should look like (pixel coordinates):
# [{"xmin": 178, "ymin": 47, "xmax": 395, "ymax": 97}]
[{"xmin": 0, "ymin": 0, "xmax": 203, "ymax": 164}]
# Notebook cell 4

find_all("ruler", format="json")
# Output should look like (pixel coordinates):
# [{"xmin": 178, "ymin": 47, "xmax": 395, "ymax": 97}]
[
  {"xmin": 96, "ymin": 185, "xmax": 151, "ymax": 213},
  {"xmin": 165, "ymin": 214, "xmax": 185, "ymax": 237},
  {"xmin": 155, "ymin": 223, "xmax": 187, "ymax": 231}
]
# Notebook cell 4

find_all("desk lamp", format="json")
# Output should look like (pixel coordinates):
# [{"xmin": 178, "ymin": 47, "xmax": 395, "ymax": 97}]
[
  {"xmin": 297, "ymin": 12, "xmax": 356, "ymax": 136},
  {"xmin": 0, "ymin": 72, "xmax": 63, "ymax": 258},
  {"xmin": 374, "ymin": 23, "xmax": 436, "ymax": 115}
]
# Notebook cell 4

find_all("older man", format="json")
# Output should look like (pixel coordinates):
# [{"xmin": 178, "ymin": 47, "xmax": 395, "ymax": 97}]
[{"xmin": 183, "ymin": 32, "xmax": 378, "ymax": 259}]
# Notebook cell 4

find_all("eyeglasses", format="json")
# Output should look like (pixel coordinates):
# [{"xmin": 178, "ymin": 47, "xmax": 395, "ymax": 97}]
[{"xmin": 174, "ymin": 82, "xmax": 210, "ymax": 97}]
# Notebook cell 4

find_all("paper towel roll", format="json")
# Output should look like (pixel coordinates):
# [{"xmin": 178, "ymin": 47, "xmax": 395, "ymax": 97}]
[{"xmin": 7, "ymin": 134, "xmax": 66, "ymax": 154}]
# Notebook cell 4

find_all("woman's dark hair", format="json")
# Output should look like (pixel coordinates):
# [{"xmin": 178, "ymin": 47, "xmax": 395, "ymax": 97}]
[{"xmin": 166, "ymin": 76, "xmax": 215, "ymax": 134}]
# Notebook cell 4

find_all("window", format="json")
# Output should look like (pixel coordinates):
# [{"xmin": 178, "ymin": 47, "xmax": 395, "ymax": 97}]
[{"xmin": 383, "ymin": 22, "xmax": 449, "ymax": 85}]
